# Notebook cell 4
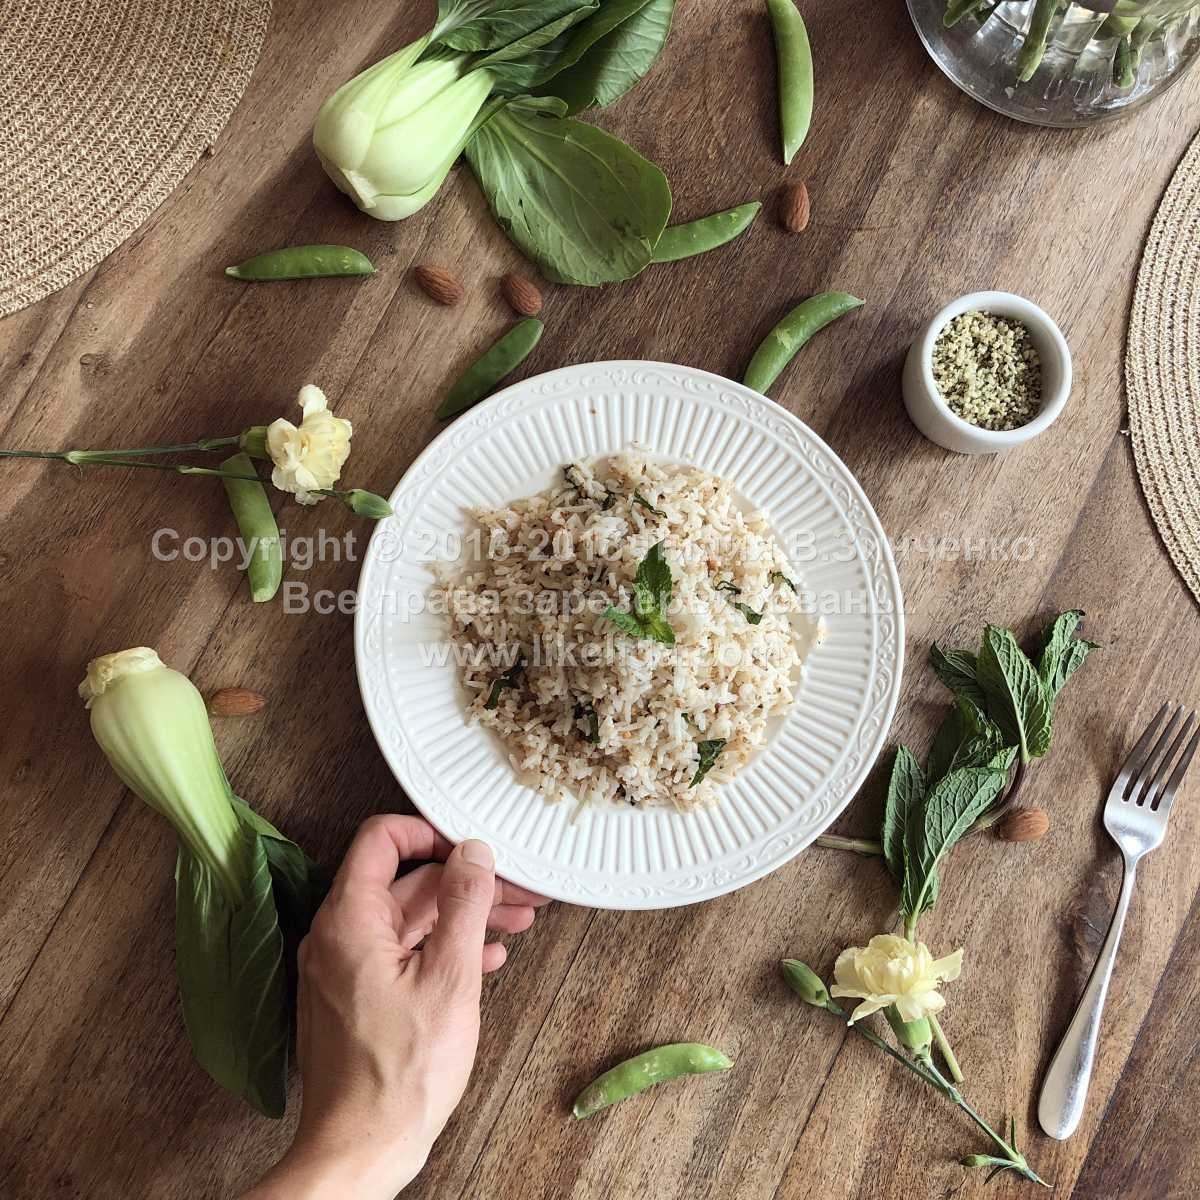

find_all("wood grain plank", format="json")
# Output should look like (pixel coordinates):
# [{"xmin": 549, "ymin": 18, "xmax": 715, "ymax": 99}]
[{"xmin": 1, "ymin": 0, "xmax": 1199, "ymax": 1196}]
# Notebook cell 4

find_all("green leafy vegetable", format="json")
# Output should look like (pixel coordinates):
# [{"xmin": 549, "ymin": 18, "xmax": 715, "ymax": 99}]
[
  {"xmin": 901, "ymin": 766, "xmax": 1009, "ymax": 922},
  {"xmin": 536, "ymin": 0, "xmax": 675, "ymax": 113},
  {"xmin": 770, "ymin": 570, "xmax": 797, "ymax": 592},
  {"xmin": 1035, "ymin": 609, "xmax": 1099, "ymax": 697},
  {"xmin": 714, "ymin": 579, "xmax": 742, "ymax": 595},
  {"xmin": 603, "ymin": 541, "xmax": 675, "ymax": 644},
  {"xmin": 633, "ymin": 490, "xmax": 666, "ymax": 517},
  {"xmin": 976, "ymin": 625, "xmax": 1053, "ymax": 762},
  {"xmin": 925, "ymin": 695, "xmax": 1001, "ymax": 784},
  {"xmin": 929, "ymin": 643, "xmax": 986, "ymax": 708},
  {"xmin": 733, "ymin": 601, "xmax": 763, "ymax": 625},
  {"xmin": 81, "ymin": 647, "xmax": 322, "ymax": 1117},
  {"xmin": 475, "ymin": 2, "xmax": 600, "ymax": 70},
  {"xmin": 690, "ymin": 738, "xmax": 727, "ymax": 787},
  {"xmin": 881, "ymin": 746, "xmax": 924, "ymax": 885},
  {"xmin": 435, "ymin": 0, "xmax": 596, "ymax": 51},
  {"xmin": 486, "ymin": 655, "xmax": 527, "ymax": 708},
  {"xmin": 466, "ymin": 95, "xmax": 672, "ymax": 285}
]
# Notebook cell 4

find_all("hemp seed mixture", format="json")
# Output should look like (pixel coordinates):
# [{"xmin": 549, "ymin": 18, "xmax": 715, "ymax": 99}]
[{"xmin": 932, "ymin": 311, "xmax": 1042, "ymax": 431}]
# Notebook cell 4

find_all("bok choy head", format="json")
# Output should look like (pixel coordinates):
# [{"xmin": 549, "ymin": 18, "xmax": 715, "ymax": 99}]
[{"xmin": 80, "ymin": 647, "xmax": 325, "ymax": 1117}]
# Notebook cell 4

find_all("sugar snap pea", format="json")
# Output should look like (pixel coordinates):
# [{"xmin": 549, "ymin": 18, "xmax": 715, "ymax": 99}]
[
  {"xmin": 220, "ymin": 453, "xmax": 282, "ymax": 603},
  {"xmin": 742, "ymin": 291, "xmax": 863, "ymax": 396},
  {"xmin": 651, "ymin": 201, "xmax": 762, "ymax": 264},
  {"xmin": 436, "ymin": 319, "xmax": 545, "ymax": 419},
  {"xmin": 572, "ymin": 1043, "xmax": 733, "ymax": 1119},
  {"xmin": 766, "ymin": 0, "xmax": 813, "ymax": 166},
  {"xmin": 225, "ymin": 245, "xmax": 375, "ymax": 281}
]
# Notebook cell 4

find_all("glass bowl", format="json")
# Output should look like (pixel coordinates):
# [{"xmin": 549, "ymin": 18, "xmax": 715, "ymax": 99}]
[{"xmin": 908, "ymin": 0, "xmax": 1200, "ymax": 127}]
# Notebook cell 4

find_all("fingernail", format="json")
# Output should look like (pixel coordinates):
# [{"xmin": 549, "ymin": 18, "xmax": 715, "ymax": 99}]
[{"xmin": 461, "ymin": 839, "xmax": 494, "ymax": 869}]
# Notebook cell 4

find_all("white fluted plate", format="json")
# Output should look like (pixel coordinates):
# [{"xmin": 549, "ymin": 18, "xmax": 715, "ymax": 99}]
[{"xmin": 354, "ymin": 362, "xmax": 903, "ymax": 909}]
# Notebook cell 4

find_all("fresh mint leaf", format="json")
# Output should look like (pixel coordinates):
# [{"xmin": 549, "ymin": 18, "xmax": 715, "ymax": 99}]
[
  {"xmin": 927, "ymin": 695, "xmax": 1005, "ymax": 783},
  {"xmin": 733, "ymin": 601, "xmax": 763, "ymax": 625},
  {"xmin": 1035, "ymin": 610, "xmax": 1098, "ymax": 697},
  {"xmin": 465, "ymin": 95, "xmax": 671, "ymax": 285},
  {"xmin": 901, "ymin": 766, "xmax": 1009, "ymax": 920},
  {"xmin": 602, "ymin": 607, "xmax": 646, "ymax": 638},
  {"xmin": 1054, "ymin": 636, "xmax": 1098, "ymax": 694},
  {"xmin": 485, "ymin": 655, "xmax": 526, "ymax": 708},
  {"xmin": 602, "ymin": 542, "xmax": 675, "ymax": 644},
  {"xmin": 690, "ymin": 738, "xmax": 727, "ymax": 787},
  {"xmin": 632, "ymin": 490, "xmax": 666, "ymax": 517},
  {"xmin": 881, "ymin": 746, "xmax": 924, "ymax": 886},
  {"xmin": 636, "ymin": 540, "xmax": 672, "ymax": 611},
  {"xmin": 977, "ymin": 625, "xmax": 1053, "ymax": 761},
  {"xmin": 930, "ymin": 643, "xmax": 987, "ymax": 708},
  {"xmin": 535, "ymin": 0, "xmax": 674, "ymax": 113}
]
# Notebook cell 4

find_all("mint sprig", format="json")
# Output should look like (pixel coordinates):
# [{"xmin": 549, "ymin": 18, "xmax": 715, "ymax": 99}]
[{"xmin": 603, "ymin": 541, "xmax": 675, "ymax": 645}]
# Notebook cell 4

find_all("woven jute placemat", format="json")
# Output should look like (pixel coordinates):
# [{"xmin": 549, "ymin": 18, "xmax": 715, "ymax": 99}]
[
  {"xmin": 1127, "ymin": 128, "xmax": 1200, "ymax": 605},
  {"xmin": 0, "ymin": 0, "xmax": 271, "ymax": 317}
]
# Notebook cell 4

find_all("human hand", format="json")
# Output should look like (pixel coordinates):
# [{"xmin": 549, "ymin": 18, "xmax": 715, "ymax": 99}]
[{"xmin": 244, "ymin": 815, "xmax": 549, "ymax": 1199}]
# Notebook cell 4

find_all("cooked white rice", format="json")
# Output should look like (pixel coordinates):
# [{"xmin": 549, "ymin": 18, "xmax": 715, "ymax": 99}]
[{"xmin": 432, "ymin": 454, "xmax": 810, "ymax": 811}]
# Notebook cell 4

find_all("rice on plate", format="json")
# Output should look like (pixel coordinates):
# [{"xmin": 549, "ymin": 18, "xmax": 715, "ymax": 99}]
[{"xmin": 432, "ymin": 453, "xmax": 819, "ymax": 812}]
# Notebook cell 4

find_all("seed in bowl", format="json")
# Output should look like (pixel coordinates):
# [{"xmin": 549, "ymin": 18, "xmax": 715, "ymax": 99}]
[{"xmin": 932, "ymin": 311, "xmax": 1042, "ymax": 432}]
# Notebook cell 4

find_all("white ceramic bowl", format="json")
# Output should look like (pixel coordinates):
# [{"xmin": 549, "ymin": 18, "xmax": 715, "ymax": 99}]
[{"xmin": 901, "ymin": 291, "xmax": 1071, "ymax": 454}]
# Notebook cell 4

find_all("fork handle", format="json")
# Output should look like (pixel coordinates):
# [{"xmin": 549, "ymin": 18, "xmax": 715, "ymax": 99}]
[{"xmin": 1038, "ymin": 857, "xmax": 1137, "ymax": 1140}]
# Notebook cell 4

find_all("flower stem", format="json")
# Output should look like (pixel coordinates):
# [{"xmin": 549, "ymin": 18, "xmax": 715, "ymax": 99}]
[
  {"xmin": 0, "ymin": 438, "xmax": 239, "ymax": 462},
  {"xmin": 928, "ymin": 1013, "xmax": 964, "ymax": 1084},
  {"xmin": 822, "ymin": 999, "xmax": 1046, "ymax": 1186},
  {"xmin": 815, "ymin": 834, "xmax": 883, "ymax": 856}
]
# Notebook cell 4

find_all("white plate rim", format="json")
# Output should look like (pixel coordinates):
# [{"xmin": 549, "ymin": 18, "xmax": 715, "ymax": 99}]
[{"xmin": 354, "ymin": 360, "xmax": 904, "ymax": 909}]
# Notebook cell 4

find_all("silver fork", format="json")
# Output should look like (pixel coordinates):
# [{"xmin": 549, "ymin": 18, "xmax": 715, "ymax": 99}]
[{"xmin": 1038, "ymin": 703, "xmax": 1200, "ymax": 1140}]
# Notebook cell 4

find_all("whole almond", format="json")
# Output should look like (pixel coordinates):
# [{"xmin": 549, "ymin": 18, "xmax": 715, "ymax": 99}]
[
  {"xmin": 208, "ymin": 687, "xmax": 267, "ymax": 717},
  {"xmin": 414, "ymin": 265, "xmax": 465, "ymax": 306},
  {"xmin": 780, "ymin": 182, "xmax": 811, "ymax": 233},
  {"xmin": 500, "ymin": 273, "xmax": 543, "ymax": 317},
  {"xmin": 997, "ymin": 807, "xmax": 1050, "ymax": 843}
]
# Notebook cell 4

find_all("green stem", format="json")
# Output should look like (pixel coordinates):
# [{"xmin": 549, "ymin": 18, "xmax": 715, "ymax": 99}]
[
  {"xmin": 928, "ymin": 1013, "xmax": 964, "ymax": 1084},
  {"xmin": 815, "ymin": 834, "xmax": 883, "ymax": 857},
  {"xmin": 903, "ymin": 910, "xmax": 918, "ymax": 940},
  {"xmin": 822, "ymin": 999, "xmax": 1046, "ymax": 1185},
  {"xmin": 0, "ymin": 438, "xmax": 239, "ymax": 461},
  {"xmin": 1016, "ymin": 0, "xmax": 1063, "ymax": 83}
]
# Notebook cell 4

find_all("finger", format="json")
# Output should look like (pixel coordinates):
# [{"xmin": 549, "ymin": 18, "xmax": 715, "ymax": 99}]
[
  {"xmin": 334, "ymin": 815, "xmax": 454, "ymax": 894},
  {"xmin": 495, "ymin": 879, "xmax": 552, "ymax": 908},
  {"xmin": 482, "ymin": 943, "xmax": 508, "ymax": 973},
  {"xmin": 420, "ymin": 840, "xmax": 496, "ymax": 986},
  {"xmin": 485, "ymin": 905, "xmax": 536, "ymax": 935}
]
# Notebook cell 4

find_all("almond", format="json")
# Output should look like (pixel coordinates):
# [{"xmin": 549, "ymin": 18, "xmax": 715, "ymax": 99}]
[
  {"xmin": 208, "ymin": 687, "xmax": 267, "ymax": 717},
  {"xmin": 413, "ymin": 264, "xmax": 465, "ymax": 306},
  {"xmin": 780, "ymin": 182, "xmax": 811, "ymax": 234},
  {"xmin": 500, "ymin": 273, "xmax": 543, "ymax": 317},
  {"xmin": 997, "ymin": 807, "xmax": 1050, "ymax": 843}
]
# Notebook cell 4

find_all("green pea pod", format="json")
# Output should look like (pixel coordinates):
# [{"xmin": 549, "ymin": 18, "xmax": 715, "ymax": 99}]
[
  {"xmin": 765, "ymin": 0, "xmax": 813, "ymax": 165},
  {"xmin": 652, "ymin": 201, "xmax": 762, "ymax": 264},
  {"xmin": 221, "ymin": 453, "xmax": 283, "ymax": 603},
  {"xmin": 225, "ymin": 245, "xmax": 375, "ymax": 281},
  {"xmin": 743, "ymin": 291, "xmax": 863, "ymax": 396},
  {"xmin": 437, "ymin": 319, "xmax": 545, "ymax": 420},
  {"xmin": 572, "ymin": 1042, "xmax": 733, "ymax": 1119}
]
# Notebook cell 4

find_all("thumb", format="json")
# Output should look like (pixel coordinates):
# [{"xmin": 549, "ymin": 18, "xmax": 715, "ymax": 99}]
[{"xmin": 422, "ymin": 840, "xmax": 496, "ymax": 986}]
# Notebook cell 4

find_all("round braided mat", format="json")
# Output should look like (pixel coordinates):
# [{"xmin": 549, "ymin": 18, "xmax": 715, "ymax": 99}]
[
  {"xmin": 1128, "ymin": 127, "xmax": 1200, "ymax": 604},
  {"xmin": 0, "ymin": 0, "xmax": 271, "ymax": 316}
]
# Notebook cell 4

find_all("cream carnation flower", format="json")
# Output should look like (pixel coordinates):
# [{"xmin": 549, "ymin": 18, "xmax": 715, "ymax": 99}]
[
  {"xmin": 265, "ymin": 384, "xmax": 352, "ymax": 504},
  {"xmin": 830, "ymin": 934, "xmax": 963, "ymax": 1025}
]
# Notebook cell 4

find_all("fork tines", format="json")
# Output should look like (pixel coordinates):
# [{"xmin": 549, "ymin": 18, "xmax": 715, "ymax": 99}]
[{"xmin": 1120, "ymin": 703, "xmax": 1200, "ymax": 811}]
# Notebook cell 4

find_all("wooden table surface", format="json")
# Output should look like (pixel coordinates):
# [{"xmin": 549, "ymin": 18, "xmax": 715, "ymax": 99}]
[{"xmin": 3, "ymin": 1, "xmax": 1200, "ymax": 1197}]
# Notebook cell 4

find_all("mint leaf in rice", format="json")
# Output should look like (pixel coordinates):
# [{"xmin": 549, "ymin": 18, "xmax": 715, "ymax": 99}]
[
  {"xmin": 633, "ymin": 491, "xmax": 667, "ymax": 518},
  {"xmin": 690, "ymin": 738, "xmax": 727, "ymax": 787}
]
